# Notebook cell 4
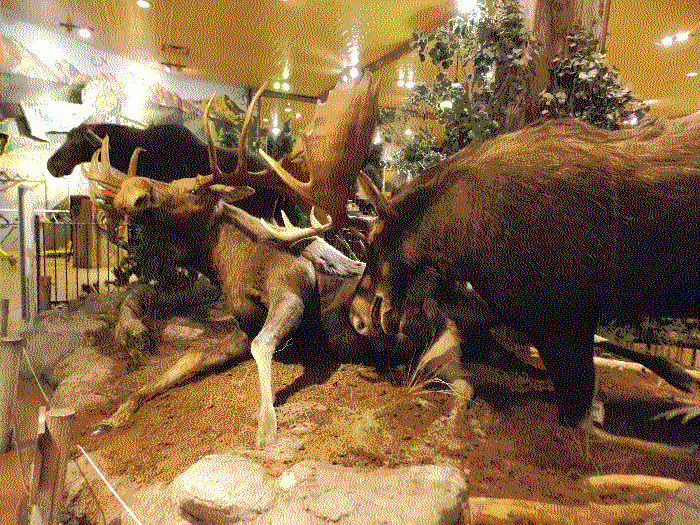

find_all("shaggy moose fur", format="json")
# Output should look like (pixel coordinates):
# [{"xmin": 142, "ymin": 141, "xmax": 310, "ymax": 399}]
[{"xmin": 358, "ymin": 117, "xmax": 700, "ymax": 427}]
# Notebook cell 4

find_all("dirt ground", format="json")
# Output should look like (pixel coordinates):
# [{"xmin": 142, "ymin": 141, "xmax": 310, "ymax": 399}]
[{"xmin": 70, "ymin": 316, "xmax": 700, "ymax": 520}]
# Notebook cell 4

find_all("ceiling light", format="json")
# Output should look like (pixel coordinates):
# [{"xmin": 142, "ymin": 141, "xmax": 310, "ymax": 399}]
[
  {"xmin": 295, "ymin": 112, "xmax": 301, "ymax": 119},
  {"xmin": 687, "ymin": 71, "xmax": 698, "ymax": 77},
  {"xmin": 439, "ymin": 100, "xmax": 453, "ymax": 109},
  {"xmin": 456, "ymin": 0, "xmax": 478, "ymax": 12},
  {"xmin": 273, "ymin": 81, "xmax": 281, "ymax": 90},
  {"xmin": 163, "ymin": 65, "xmax": 171, "ymax": 72},
  {"xmin": 348, "ymin": 44, "xmax": 359, "ymax": 67},
  {"xmin": 284, "ymin": 106, "xmax": 291, "ymax": 113},
  {"xmin": 281, "ymin": 82, "xmax": 290, "ymax": 91},
  {"xmin": 405, "ymin": 80, "xmax": 415, "ymax": 89},
  {"xmin": 396, "ymin": 79, "xmax": 405, "ymax": 87},
  {"xmin": 263, "ymin": 118, "xmax": 269, "ymax": 123},
  {"xmin": 282, "ymin": 64, "xmax": 290, "ymax": 79},
  {"xmin": 136, "ymin": 0, "xmax": 151, "ymax": 8},
  {"xmin": 676, "ymin": 31, "xmax": 691, "ymax": 43},
  {"xmin": 660, "ymin": 36, "xmax": 674, "ymax": 47},
  {"xmin": 349, "ymin": 67, "xmax": 359, "ymax": 79},
  {"xmin": 271, "ymin": 126, "xmax": 281, "ymax": 136},
  {"xmin": 373, "ymin": 131, "xmax": 382, "ymax": 144},
  {"xmin": 77, "ymin": 27, "xmax": 92, "ymax": 39},
  {"xmin": 342, "ymin": 74, "xmax": 348, "ymax": 82},
  {"xmin": 404, "ymin": 128, "xmax": 413, "ymax": 136}
]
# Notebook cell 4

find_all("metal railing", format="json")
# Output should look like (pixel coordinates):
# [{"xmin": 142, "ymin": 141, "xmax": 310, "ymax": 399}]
[{"xmin": 34, "ymin": 211, "xmax": 128, "ymax": 306}]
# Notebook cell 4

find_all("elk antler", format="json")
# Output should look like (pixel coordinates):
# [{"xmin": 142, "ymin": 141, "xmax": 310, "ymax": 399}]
[
  {"xmin": 81, "ymin": 134, "xmax": 124, "ymax": 192},
  {"xmin": 201, "ymin": 83, "xmax": 268, "ymax": 189}
]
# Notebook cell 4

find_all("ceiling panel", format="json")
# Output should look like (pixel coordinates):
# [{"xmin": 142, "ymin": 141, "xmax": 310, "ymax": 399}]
[{"xmin": 2, "ymin": 0, "xmax": 699, "ymax": 118}]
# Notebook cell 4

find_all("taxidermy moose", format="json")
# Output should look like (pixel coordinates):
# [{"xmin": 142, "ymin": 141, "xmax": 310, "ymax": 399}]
[
  {"xmin": 242, "ymin": 114, "xmax": 700, "ymax": 431},
  {"xmin": 46, "ymin": 111, "xmax": 303, "ymax": 222},
  {"xmin": 88, "ymin": 75, "xmax": 380, "ymax": 448}
]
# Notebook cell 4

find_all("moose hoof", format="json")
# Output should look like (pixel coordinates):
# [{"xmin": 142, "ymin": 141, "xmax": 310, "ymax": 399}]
[{"xmin": 92, "ymin": 423, "xmax": 113, "ymax": 436}]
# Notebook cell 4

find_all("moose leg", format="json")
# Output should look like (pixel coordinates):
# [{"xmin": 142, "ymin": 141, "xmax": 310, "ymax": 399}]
[
  {"xmin": 534, "ymin": 328, "xmax": 596, "ymax": 427},
  {"xmin": 250, "ymin": 290, "xmax": 305, "ymax": 449},
  {"xmin": 94, "ymin": 329, "xmax": 249, "ymax": 435}
]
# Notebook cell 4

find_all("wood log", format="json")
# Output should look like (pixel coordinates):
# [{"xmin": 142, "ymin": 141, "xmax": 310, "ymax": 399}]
[
  {"xmin": 0, "ymin": 335, "xmax": 22, "ymax": 452},
  {"xmin": 29, "ymin": 407, "xmax": 75, "ymax": 525},
  {"xmin": 466, "ymin": 496, "xmax": 662, "ymax": 525},
  {"xmin": 587, "ymin": 473, "xmax": 683, "ymax": 495}
]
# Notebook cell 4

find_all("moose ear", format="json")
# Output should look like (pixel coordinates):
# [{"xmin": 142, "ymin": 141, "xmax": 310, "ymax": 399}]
[{"xmin": 357, "ymin": 171, "xmax": 393, "ymax": 218}]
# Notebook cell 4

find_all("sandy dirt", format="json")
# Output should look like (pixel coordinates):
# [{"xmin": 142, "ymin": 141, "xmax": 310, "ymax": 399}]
[{"xmin": 64, "ymin": 312, "xmax": 700, "ymax": 524}]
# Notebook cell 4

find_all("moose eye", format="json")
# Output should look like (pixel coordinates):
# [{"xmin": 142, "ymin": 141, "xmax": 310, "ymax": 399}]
[{"xmin": 134, "ymin": 196, "xmax": 147, "ymax": 208}]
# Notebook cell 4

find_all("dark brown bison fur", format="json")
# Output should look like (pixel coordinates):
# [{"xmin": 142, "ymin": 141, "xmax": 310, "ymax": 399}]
[{"xmin": 363, "ymin": 117, "xmax": 700, "ymax": 426}]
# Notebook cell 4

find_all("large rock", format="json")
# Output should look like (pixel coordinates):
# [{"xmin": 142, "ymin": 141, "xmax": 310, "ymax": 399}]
[
  {"xmin": 23, "ymin": 307, "xmax": 108, "ymax": 385},
  {"xmin": 170, "ymin": 454, "xmax": 467, "ymax": 525},
  {"xmin": 49, "ymin": 345, "xmax": 115, "ymax": 411}
]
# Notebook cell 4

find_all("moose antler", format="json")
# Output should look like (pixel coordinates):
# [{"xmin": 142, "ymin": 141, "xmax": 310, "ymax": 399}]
[
  {"xmin": 223, "ymin": 202, "xmax": 332, "ymax": 244},
  {"xmin": 257, "ymin": 73, "xmax": 381, "ymax": 230},
  {"xmin": 212, "ymin": 73, "xmax": 380, "ymax": 241}
]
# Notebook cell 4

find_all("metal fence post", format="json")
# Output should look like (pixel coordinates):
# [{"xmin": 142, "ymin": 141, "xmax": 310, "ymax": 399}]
[{"xmin": 18, "ymin": 185, "xmax": 36, "ymax": 324}]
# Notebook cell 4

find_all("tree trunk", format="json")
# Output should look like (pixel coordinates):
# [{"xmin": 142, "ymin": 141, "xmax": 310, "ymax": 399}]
[{"xmin": 517, "ymin": 0, "xmax": 610, "ymax": 127}]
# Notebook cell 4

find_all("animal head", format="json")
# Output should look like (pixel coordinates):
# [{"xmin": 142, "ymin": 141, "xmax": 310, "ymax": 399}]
[
  {"xmin": 348, "ymin": 173, "xmax": 410, "ymax": 338},
  {"xmin": 47, "ymin": 123, "xmax": 103, "ymax": 177}
]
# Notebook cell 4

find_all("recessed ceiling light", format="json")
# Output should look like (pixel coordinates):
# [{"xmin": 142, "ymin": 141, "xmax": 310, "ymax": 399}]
[
  {"xmin": 687, "ymin": 71, "xmax": 698, "ymax": 77},
  {"xmin": 342, "ymin": 75, "xmax": 348, "ymax": 82},
  {"xmin": 284, "ymin": 106, "xmax": 291, "ymax": 113},
  {"xmin": 77, "ymin": 27, "xmax": 92, "ymax": 39},
  {"xmin": 273, "ymin": 81, "xmax": 281, "ymax": 90},
  {"xmin": 404, "ymin": 128, "xmax": 413, "ymax": 136},
  {"xmin": 281, "ymin": 82, "xmax": 290, "ymax": 92},
  {"xmin": 676, "ymin": 31, "xmax": 691, "ymax": 43},
  {"xmin": 456, "ymin": 0, "xmax": 478, "ymax": 12},
  {"xmin": 659, "ymin": 36, "xmax": 674, "ymax": 47},
  {"xmin": 136, "ymin": 0, "xmax": 151, "ymax": 8},
  {"xmin": 349, "ymin": 67, "xmax": 359, "ymax": 79},
  {"xmin": 295, "ymin": 112, "xmax": 301, "ymax": 119}
]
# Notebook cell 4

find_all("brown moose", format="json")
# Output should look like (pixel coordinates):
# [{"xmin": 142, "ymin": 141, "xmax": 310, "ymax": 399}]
[{"xmin": 244, "ymin": 115, "xmax": 700, "ymax": 430}]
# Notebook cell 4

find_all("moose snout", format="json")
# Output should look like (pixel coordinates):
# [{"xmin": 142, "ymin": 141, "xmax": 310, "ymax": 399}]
[
  {"xmin": 349, "ymin": 291, "xmax": 396, "ymax": 336},
  {"xmin": 46, "ymin": 156, "xmax": 69, "ymax": 177}
]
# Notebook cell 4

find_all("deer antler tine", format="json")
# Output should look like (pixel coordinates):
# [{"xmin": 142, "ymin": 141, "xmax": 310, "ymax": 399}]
[
  {"xmin": 280, "ymin": 209, "xmax": 293, "ymax": 229},
  {"xmin": 101, "ymin": 135, "xmax": 110, "ymax": 181},
  {"xmin": 127, "ymin": 147, "xmax": 144, "ymax": 178},
  {"xmin": 309, "ymin": 207, "xmax": 328, "ymax": 229},
  {"xmin": 203, "ymin": 96, "xmax": 222, "ymax": 182},
  {"xmin": 258, "ymin": 148, "xmax": 310, "ymax": 194},
  {"xmin": 235, "ymin": 83, "xmax": 268, "ymax": 177}
]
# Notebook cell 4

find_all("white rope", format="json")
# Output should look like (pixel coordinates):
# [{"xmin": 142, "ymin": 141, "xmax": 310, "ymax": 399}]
[{"xmin": 76, "ymin": 445, "xmax": 144, "ymax": 525}]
